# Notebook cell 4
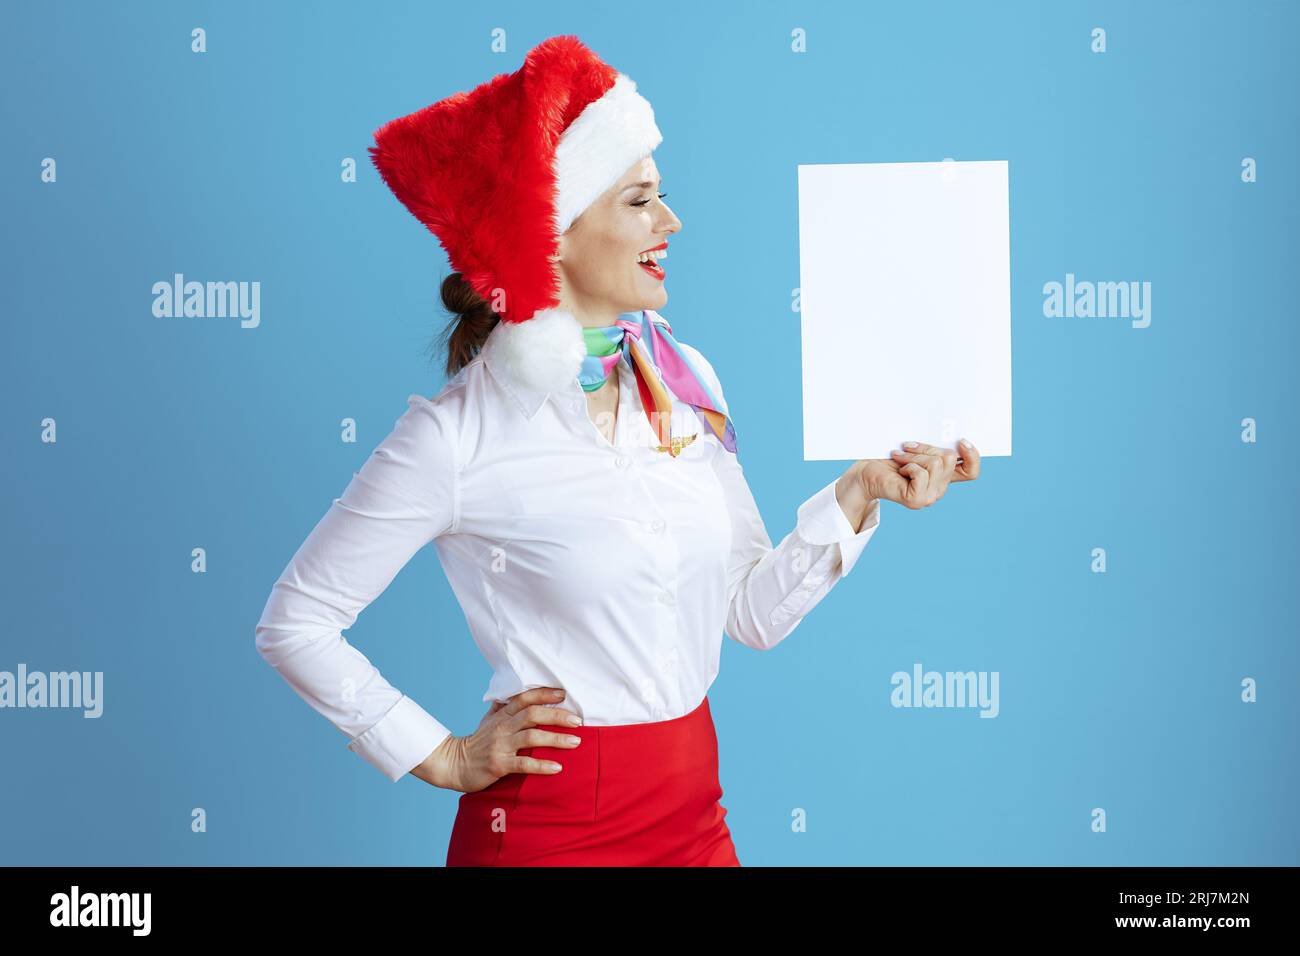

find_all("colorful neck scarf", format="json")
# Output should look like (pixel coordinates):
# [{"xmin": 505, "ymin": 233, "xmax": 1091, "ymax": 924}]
[{"xmin": 578, "ymin": 311, "xmax": 738, "ymax": 457}]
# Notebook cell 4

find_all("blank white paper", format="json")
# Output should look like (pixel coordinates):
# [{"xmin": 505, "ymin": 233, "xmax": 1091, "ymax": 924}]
[{"xmin": 797, "ymin": 160, "xmax": 1012, "ymax": 461}]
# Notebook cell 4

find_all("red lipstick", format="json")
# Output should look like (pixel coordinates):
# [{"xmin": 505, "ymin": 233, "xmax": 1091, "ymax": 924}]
[{"xmin": 638, "ymin": 241, "xmax": 667, "ymax": 280}]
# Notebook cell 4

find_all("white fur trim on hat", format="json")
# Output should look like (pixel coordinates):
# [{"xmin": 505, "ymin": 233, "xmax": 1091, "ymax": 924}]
[
  {"xmin": 553, "ymin": 74, "xmax": 663, "ymax": 235},
  {"xmin": 484, "ymin": 307, "xmax": 586, "ymax": 399}
]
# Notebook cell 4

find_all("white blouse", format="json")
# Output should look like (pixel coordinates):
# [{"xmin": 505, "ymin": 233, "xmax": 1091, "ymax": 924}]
[{"xmin": 255, "ymin": 316, "xmax": 883, "ymax": 782}]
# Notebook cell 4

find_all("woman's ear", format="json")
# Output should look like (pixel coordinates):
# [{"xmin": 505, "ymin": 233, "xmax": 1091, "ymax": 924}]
[{"xmin": 556, "ymin": 227, "xmax": 575, "ymax": 262}]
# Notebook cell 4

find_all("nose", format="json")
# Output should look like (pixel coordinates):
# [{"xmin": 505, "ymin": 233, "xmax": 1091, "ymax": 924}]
[{"xmin": 658, "ymin": 202, "xmax": 682, "ymax": 237}]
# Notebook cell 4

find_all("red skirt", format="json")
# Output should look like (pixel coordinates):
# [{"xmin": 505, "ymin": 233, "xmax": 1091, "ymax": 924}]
[{"xmin": 445, "ymin": 695, "xmax": 740, "ymax": 866}]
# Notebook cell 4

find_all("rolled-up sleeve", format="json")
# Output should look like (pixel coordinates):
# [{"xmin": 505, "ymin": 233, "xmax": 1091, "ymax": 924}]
[
  {"xmin": 255, "ymin": 395, "xmax": 459, "ymax": 782},
  {"xmin": 678, "ymin": 342, "xmax": 882, "ymax": 652}
]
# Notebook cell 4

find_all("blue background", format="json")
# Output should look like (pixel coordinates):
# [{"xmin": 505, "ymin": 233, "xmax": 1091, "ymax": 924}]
[{"xmin": 2, "ymin": 0, "xmax": 1296, "ymax": 866}]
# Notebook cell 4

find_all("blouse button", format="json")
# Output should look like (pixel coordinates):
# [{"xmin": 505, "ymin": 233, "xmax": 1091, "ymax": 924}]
[
  {"xmin": 615, "ymin": 455, "xmax": 630, "ymax": 469},
  {"xmin": 659, "ymin": 590, "xmax": 677, "ymax": 607},
  {"xmin": 649, "ymin": 518, "xmax": 666, "ymax": 534}
]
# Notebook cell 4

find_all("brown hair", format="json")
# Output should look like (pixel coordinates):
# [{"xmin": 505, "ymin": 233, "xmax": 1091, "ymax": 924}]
[{"xmin": 431, "ymin": 272, "xmax": 500, "ymax": 378}]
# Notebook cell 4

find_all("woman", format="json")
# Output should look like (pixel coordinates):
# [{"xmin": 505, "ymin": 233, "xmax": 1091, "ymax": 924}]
[{"xmin": 254, "ymin": 35, "xmax": 980, "ymax": 867}]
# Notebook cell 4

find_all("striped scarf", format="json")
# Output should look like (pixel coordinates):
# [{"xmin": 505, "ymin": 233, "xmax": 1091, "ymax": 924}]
[{"xmin": 578, "ymin": 311, "xmax": 737, "ymax": 457}]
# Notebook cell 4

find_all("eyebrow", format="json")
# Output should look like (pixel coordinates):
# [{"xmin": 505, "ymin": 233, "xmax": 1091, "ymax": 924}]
[{"xmin": 620, "ymin": 180, "xmax": 662, "ymax": 193}]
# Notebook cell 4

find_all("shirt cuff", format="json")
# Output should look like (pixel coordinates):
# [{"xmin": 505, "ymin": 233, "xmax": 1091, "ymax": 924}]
[
  {"xmin": 346, "ymin": 694, "xmax": 453, "ymax": 783},
  {"xmin": 795, "ymin": 478, "xmax": 882, "ymax": 578}
]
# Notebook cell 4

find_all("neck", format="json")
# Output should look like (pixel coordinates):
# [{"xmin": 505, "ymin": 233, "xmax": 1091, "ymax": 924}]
[{"xmin": 559, "ymin": 296, "xmax": 629, "ymax": 330}]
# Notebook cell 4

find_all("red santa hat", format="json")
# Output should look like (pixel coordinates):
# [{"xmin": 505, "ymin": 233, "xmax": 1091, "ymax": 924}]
[{"xmin": 368, "ymin": 35, "xmax": 662, "ymax": 393}]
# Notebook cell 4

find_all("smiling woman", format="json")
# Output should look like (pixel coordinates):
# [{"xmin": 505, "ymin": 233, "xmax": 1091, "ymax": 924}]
[{"xmin": 257, "ymin": 34, "xmax": 768, "ymax": 868}]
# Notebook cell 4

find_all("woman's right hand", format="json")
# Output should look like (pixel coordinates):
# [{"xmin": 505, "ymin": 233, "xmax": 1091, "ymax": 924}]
[{"xmin": 411, "ymin": 687, "xmax": 584, "ymax": 793}]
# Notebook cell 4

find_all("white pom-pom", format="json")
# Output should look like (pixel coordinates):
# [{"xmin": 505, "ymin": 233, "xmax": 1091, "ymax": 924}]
[{"xmin": 487, "ymin": 307, "xmax": 586, "ymax": 394}]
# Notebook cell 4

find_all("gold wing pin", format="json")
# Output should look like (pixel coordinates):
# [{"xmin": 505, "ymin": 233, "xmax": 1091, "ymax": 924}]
[{"xmin": 656, "ymin": 433, "xmax": 699, "ymax": 457}]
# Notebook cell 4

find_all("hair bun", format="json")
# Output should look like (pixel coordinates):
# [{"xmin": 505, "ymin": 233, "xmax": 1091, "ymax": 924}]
[{"xmin": 438, "ymin": 273, "xmax": 499, "ymax": 377}]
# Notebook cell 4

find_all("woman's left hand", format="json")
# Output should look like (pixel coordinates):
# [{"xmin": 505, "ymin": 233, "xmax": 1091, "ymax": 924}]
[{"xmin": 857, "ymin": 439, "xmax": 981, "ymax": 510}]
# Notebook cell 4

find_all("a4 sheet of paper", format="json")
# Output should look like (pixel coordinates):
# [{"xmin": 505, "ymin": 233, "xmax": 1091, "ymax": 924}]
[{"xmin": 797, "ymin": 159, "xmax": 1012, "ymax": 461}]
